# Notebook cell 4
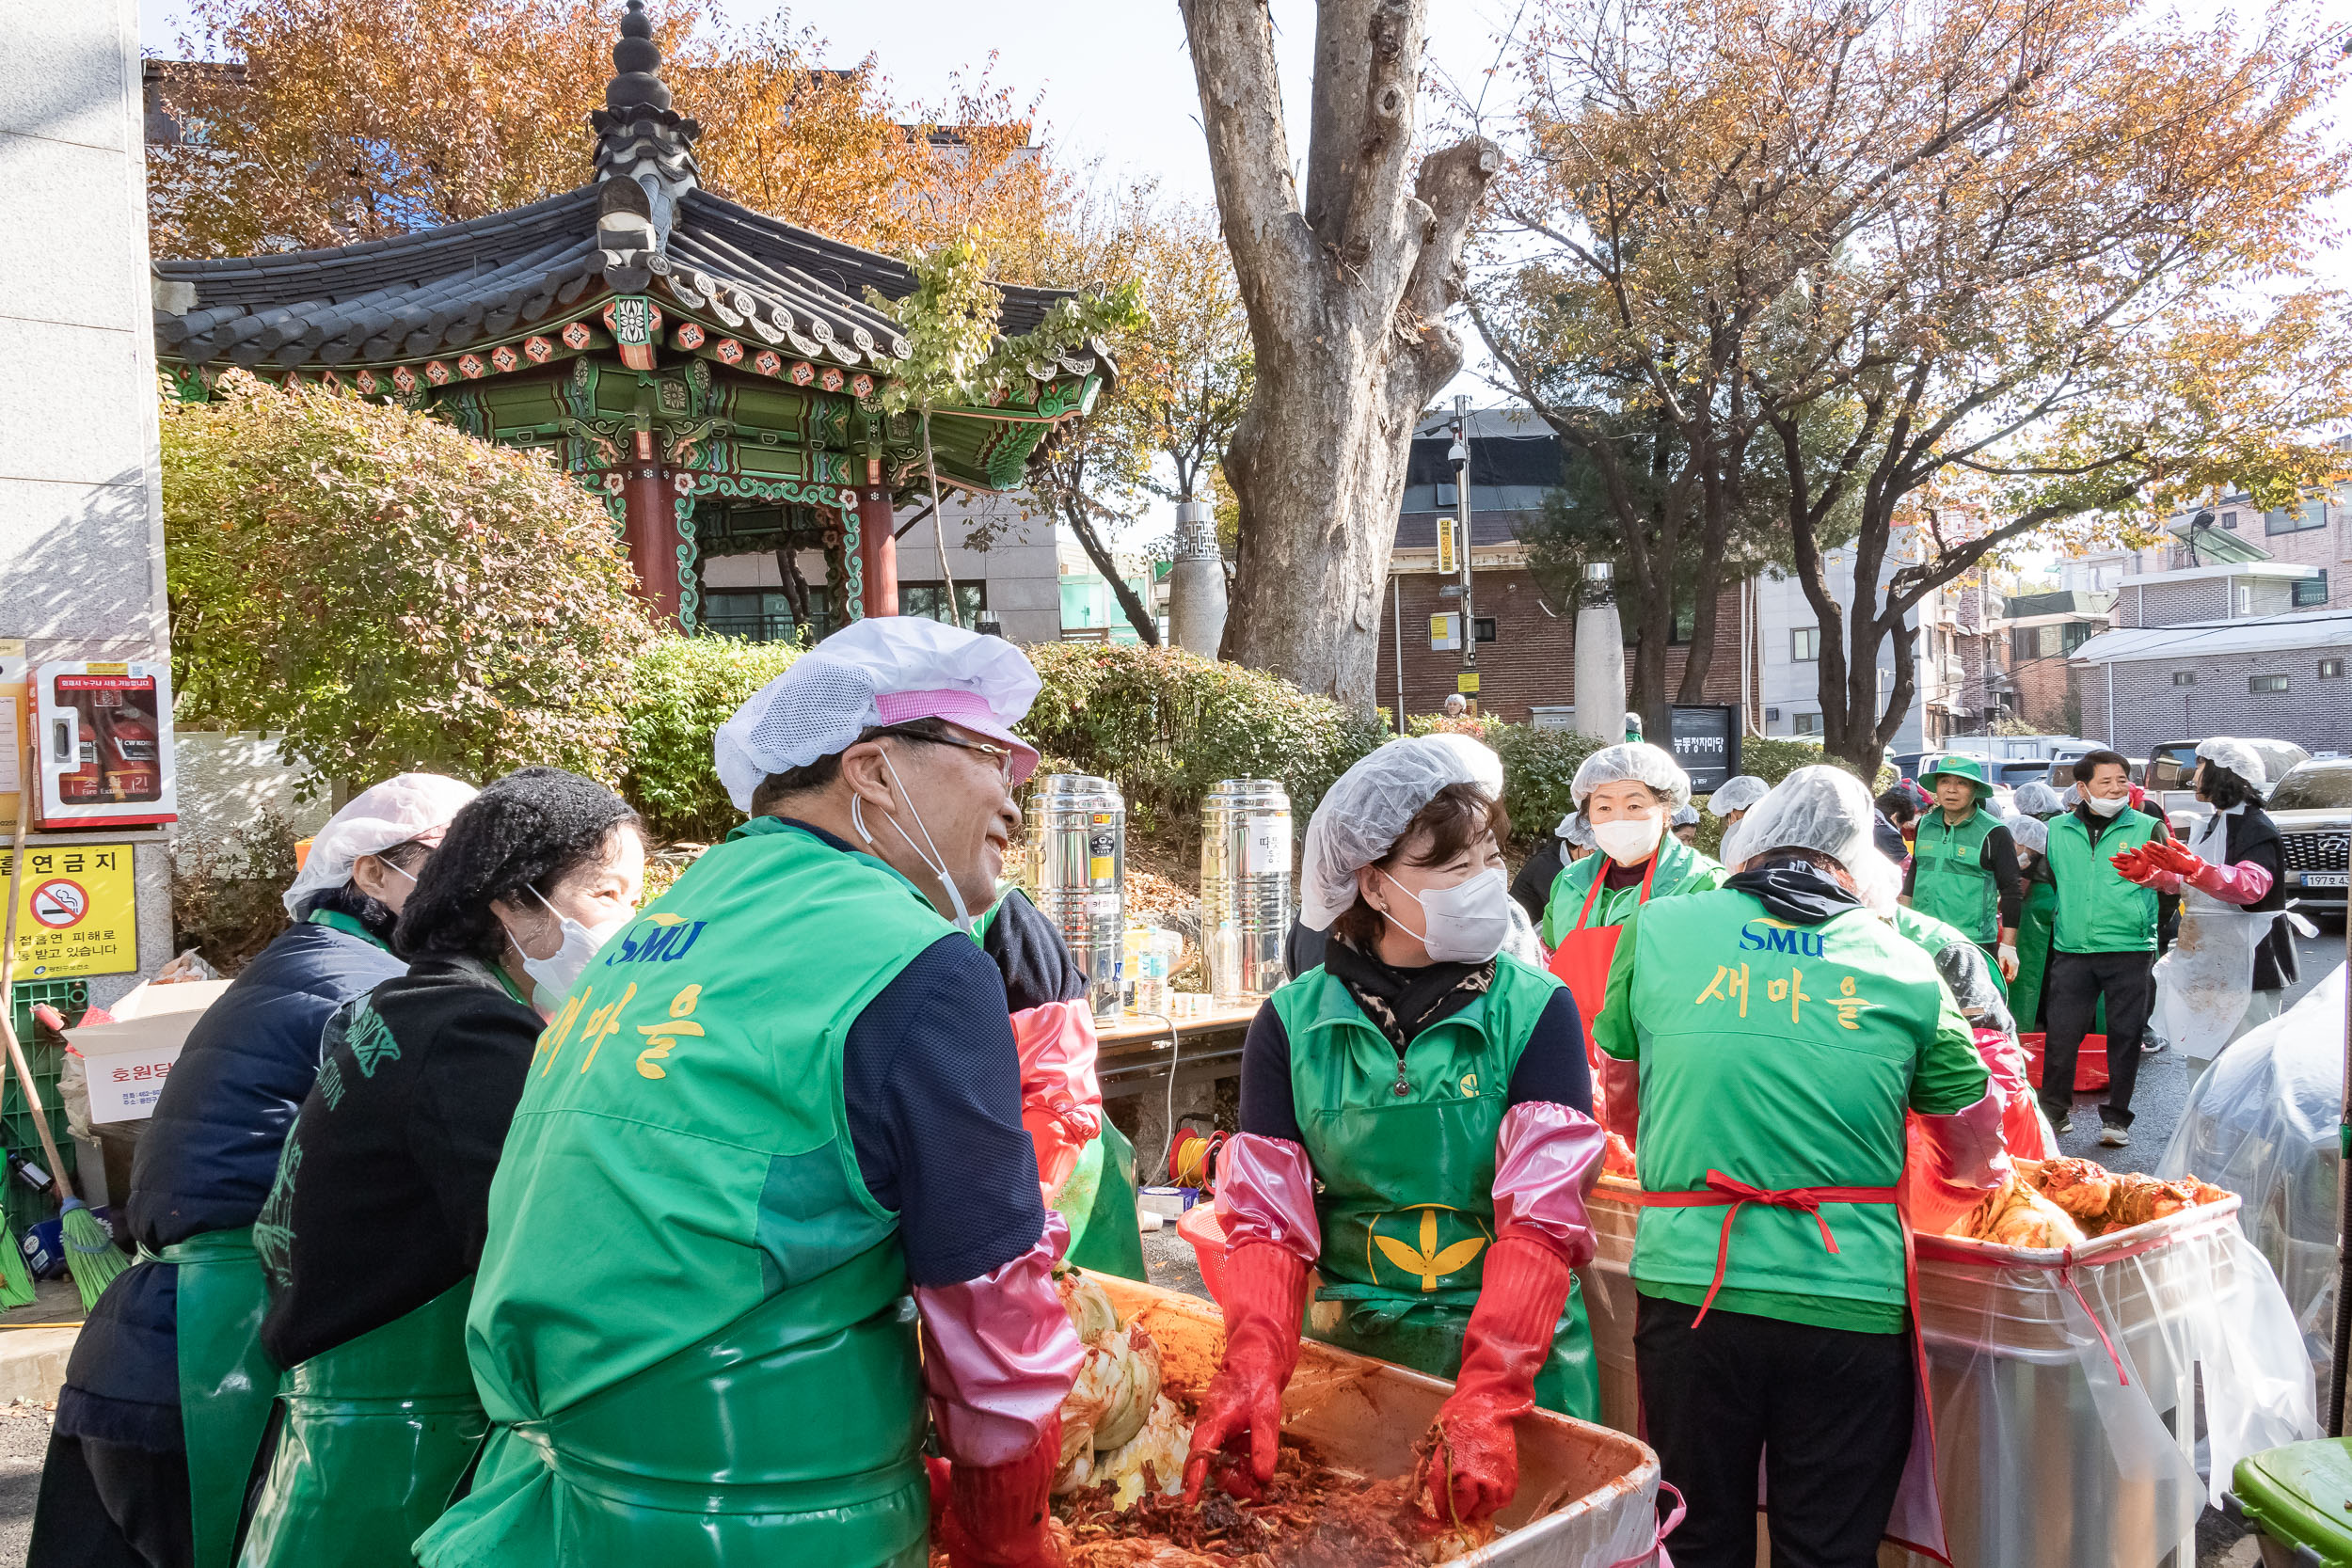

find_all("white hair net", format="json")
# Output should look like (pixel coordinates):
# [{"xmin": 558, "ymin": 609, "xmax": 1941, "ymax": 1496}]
[
  {"xmin": 280, "ymin": 773, "xmax": 478, "ymax": 916},
  {"xmin": 1671, "ymin": 803, "xmax": 1701, "ymax": 829},
  {"xmin": 2010, "ymin": 815, "xmax": 2050, "ymax": 855},
  {"xmin": 1719, "ymin": 814, "xmax": 1753, "ymax": 871},
  {"xmin": 1555, "ymin": 812, "xmax": 1596, "ymax": 850},
  {"xmin": 1851, "ymin": 845, "xmax": 1904, "ymax": 917},
  {"xmin": 713, "ymin": 617, "xmax": 1041, "ymax": 811},
  {"xmin": 2060, "ymin": 784, "xmax": 2081, "ymax": 810},
  {"xmin": 1570, "ymin": 742, "xmax": 1692, "ymax": 811},
  {"xmin": 2196, "ymin": 737, "xmax": 2270, "ymax": 797},
  {"xmin": 1707, "ymin": 775, "xmax": 1770, "ymax": 817},
  {"xmin": 1422, "ymin": 731, "xmax": 1505, "ymax": 798},
  {"xmin": 1727, "ymin": 765, "xmax": 1875, "ymax": 875},
  {"xmin": 1300, "ymin": 736, "xmax": 1492, "ymax": 931},
  {"xmin": 2011, "ymin": 781, "xmax": 2064, "ymax": 817}
]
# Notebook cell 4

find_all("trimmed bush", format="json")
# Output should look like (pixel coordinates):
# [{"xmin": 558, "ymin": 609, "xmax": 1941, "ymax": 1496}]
[
  {"xmin": 621, "ymin": 635, "xmax": 799, "ymax": 843},
  {"xmin": 1021, "ymin": 643, "xmax": 1387, "ymax": 834}
]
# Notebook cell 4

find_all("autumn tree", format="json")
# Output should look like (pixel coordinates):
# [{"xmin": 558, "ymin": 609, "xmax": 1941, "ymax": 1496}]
[
  {"xmin": 1495, "ymin": 0, "xmax": 2352, "ymax": 769},
  {"xmin": 149, "ymin": 0, "xmax": 1062, "ymax": 264},
  {"xmin": 164, "ymin": 372, "xmax": 651, "ymax": 787},
  {"xmin": 1179, "ymin": 0, "xmax": 1500, "ymax": 707}
]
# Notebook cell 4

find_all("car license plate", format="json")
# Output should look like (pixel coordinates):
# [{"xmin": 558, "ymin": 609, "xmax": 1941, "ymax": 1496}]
[{"xmin": 2304, "ymin": 872, "xmax": 2349, "ymax": 888}]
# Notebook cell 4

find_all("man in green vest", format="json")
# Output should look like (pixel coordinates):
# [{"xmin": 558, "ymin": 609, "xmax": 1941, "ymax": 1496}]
[
  {"xmin": 418, "ymin": 617, "xmax": 1086, "ymax": 1568},
  {"xmin": 2032, "ymin": 749, "xmax": 2173, "ymax": 1148},
  {"xmin": 1594, "ymin": 766, "xmax": 2005, "ymax": 1568},
  {"xmin": 1899, "ymin": 755, "xmax": 2022, "ymax": 993}
]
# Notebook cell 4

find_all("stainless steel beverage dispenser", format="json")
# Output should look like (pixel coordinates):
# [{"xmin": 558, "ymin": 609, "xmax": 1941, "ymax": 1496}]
[
  {"xmin": 1201, "ymin": 778, "xmax": 1292, "ymax": 1005},
  {"xmin": 1027, "ymin": 774, "xmax": 1125, "ymax": 1023}
]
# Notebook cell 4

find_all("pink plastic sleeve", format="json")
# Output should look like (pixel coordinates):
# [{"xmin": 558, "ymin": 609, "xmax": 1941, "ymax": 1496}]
[
  {"xmin": 2146, "ymin": 869, "xmax": 2185, "ymax": 895},
  {"xmin": 1908, "ymin": 1087, "xmax": 2012, "ymax": 1237},
  {"xmin": 914, "ymin": 1211, "xmax": 1087, "ymax": 1468},
  {"xmin": 1212, "ymin": 1133, "xmax": 1322, "ymax": 1265},
  {"xmin": 1011, "ymin": 999, "xmax": 1103, "ymax": 1141},
  {"xmin": 1491, "ymin": 1101, "xmax": 1605, "ymax": 1267},
  {"xmin": 2190, "ymin": 858, "xmax": 2275, "ymax": 905},
  {"xmin": 1597, "ymin": 1054, "xmax": 1641, "ymax": 1148}
]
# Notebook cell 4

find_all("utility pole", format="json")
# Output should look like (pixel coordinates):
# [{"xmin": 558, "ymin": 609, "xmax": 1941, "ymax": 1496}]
[{"xmin": 1451, "ymin": 396, "xmax": 1476, "ymax": 707}]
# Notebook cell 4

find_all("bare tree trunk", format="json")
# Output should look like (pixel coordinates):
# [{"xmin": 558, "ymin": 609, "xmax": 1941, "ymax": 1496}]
[
  {"xmin": 1062, "ymin": 503, "xmax": 1162, "ymax": 646},
  {"xmin": 920, "ymin": 413, "xmax": 962, "ymax": 628},
  {"xmin": 774, "ymin": 539, "xmax": 812, "ymax": 635},
  {"xmin": 1180, "ymin": 0, "xmax": 1499, "ymax": 711}
]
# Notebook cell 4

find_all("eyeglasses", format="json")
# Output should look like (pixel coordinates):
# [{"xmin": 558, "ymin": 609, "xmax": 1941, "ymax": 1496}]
[{"xmin": 903, "ymin": 730, "xmax": 1019, "ymax": 782}]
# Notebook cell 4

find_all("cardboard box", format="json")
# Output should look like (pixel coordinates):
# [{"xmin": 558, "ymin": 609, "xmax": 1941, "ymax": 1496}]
[{"xmin": 69, "ymin": 978, "xmax": 230, "ymax": 1124}]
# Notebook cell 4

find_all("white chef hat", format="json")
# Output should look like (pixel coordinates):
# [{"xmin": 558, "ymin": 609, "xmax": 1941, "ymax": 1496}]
[
  {"xmin": 280, "ymin": 772, "xmax": 479, "ymax": 916},
  {"xmin": 1707, "ymin": 775, "xmax": 1770, "ymax": 816},
  {"xmin": 2195, "ymin": 737, "xmax": 2269, "ymax": 798},
  {"xmin": 1728, "ymin": 765, "xmax": 1876, "ymax": 876},
  {"xmin": 713, "ymin": 617, "xmax": 1041, "ymax": 811},
  {"xmin": 1301, "ymin": 736, "xmax": 1494, "ymax": 931},
  {"xmin": 1571, "ymin": 742, "xmax": 1692, "ymax": 811}
]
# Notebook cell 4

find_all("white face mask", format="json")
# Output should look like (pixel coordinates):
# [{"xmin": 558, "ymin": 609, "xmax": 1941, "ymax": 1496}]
[
  {"xmin": 1376, "ymin": 867, "xmax": 1512, "ymax": 964},
  {"xmin": 2084, "ymin": 792, "xmax": 2128, "ymax": 817},
  {"xmin": 508, "ymin": 889, "xmax": 631, "ymax": 1011},
  {"xmin": 1591, "ymin": 814, "xmax": 1665, "ymax": 866},
  {"xmin": 852, "ymin": 752, "xmax": 974, "ymax": 932}
]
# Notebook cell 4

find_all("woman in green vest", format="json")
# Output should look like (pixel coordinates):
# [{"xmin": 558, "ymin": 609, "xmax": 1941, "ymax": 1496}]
[
  {"xmin": 420, "ymin": 618, "xmax": 1086, "ymax": 1568},
  {"xmin": 239, "ymin": 768, "xmax": 646, "ymax": 1568},
  {"xmin": 1539, "ymin": 745, "xmax": 1726, "ymax": 1101},
  {"xmin": 2004, "ymin": 784, "xmax": 2064, "ymax": 1031},
  {"xmin": 1183, "ymin": 736, "xmax": 1606, "ymax": 1534},
  {"xmin": 1899, "ymin": 755, "xmax": 2023, "ymax": 997}
]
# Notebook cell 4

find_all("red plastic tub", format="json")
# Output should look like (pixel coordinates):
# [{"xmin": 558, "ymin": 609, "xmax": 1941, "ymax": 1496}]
[
  {"xmin": 2020, "ymin": 1032, "xmax": 2110, "ymax": 1093},
  {"xmin": 1177, "ymin": 1202, "xmax": 1227, "ymax": 1305}
]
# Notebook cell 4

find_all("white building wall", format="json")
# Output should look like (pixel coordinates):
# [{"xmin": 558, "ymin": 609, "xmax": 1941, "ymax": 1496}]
[{"xmin": 1751, "ymin": 548, "xmax": 1930, "ymax": 751}]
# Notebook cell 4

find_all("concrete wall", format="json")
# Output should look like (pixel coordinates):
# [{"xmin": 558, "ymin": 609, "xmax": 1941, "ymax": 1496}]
[
  {"xmin": 171, "ymin": 732, "xmax": 332, "ymax": 863},
  {"xmin": 0, "ymin": 0, "xmax": 166, "ymax": 665},
  {"xmin": 2079, "ymin": 650, "xmax": 2352, "ymax": 756}
]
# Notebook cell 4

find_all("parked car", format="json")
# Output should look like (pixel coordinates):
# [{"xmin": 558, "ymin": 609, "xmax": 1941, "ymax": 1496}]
[
  {"xmin": 2148, "ymin": 737, "xmax": 2312, "ymax": 827},
  {"xmin": 2266, "ymin": 757, "xmax": 2350, "ymax": 919}
]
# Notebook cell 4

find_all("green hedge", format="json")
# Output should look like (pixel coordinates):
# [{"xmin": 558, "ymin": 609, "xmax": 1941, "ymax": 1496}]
[
  {"xmin": 1021, "ymin": 643, "xmax": 1387, "ymax": 834},
  {"xmin": 1406, "ymin": 717, "xmax": 1603, "ymax": 843},
  {"xmin": 620, "ymin": 635, "xmax": 800, "ymax": 843}
]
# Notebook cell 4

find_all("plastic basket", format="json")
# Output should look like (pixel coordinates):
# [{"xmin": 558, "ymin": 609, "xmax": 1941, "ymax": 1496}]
[{"xmin": 0, "ymin": 978, "xmax": 86, "ymax": 1237}]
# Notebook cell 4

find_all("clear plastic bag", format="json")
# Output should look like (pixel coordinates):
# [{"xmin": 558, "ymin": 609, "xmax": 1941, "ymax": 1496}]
[{"xmin": 2157, "ymin": 961, "xmax": 2345, "ymax": 1405}]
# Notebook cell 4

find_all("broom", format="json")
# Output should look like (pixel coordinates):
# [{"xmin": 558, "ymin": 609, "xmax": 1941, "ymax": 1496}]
[
  {"xmin": 0, "ymin": 780, "xmax": 121, "ymax": 1310},
  {"xmin": 0, "ymin": 744, "xmax": 40, "ymax": 1307}
]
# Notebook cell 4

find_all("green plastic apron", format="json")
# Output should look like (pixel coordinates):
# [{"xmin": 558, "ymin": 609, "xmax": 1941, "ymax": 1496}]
[
  {"xmin": 1057, "ymin": 1120, "xmax": 1148, "ymax": 1282},
  {"xmin": 1273, "ymin": 965, "xmax": 1600, "ymax": 1421},
  {"xmin": 156, "ymin": 1227, "xmax": 278, "ymax": 1568},
  {"xmin": 235, "ymin": 1280, "xmax": 486, "ymax": 1568},
  {"xmin": 419, "ymin": 1242, "xmax": 928, "ymax": 1568}
]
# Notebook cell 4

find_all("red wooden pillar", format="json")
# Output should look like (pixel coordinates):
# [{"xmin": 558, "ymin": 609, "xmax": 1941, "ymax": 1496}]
[
  {"xmin": 619, "ymin": 434, "xmax": 680, "ymax": 626},
  {"xmin": 856, "ymin": 457, "xmax": 898, "ymax": 618}
]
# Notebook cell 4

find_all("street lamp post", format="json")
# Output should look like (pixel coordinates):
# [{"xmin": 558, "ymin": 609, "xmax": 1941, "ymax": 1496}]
[{"xmin": 1451, "ymin": 396, "xmax": 1476, "ymax": 706}]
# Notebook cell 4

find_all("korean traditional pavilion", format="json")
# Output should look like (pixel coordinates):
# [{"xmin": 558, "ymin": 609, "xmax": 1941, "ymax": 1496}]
[{"xmin": 150, "ymin": 1, "xmax": 1109, "ymax": 630}]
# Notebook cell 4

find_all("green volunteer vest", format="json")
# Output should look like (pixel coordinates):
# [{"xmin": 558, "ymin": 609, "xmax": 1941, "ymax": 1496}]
[
  {"xmin": 1912, "ymin": 807, "xmax": 2000, "ymax": 942},
  {"xmin": 416, "ymin": 817, "xmax": 953, "ymax": 1568},
  {"xmin": 1268, "ymin": 958, "xmax": 1597, "ymax": 1421},
  {"xmin": 2045, "ymin": 809, "xmax": 2159, "ymax": 955},
  {"xmin": 236, "ymin": 1280, "xmax": 485, "ymax": 1568},
  {"xmin": 1614, "ymin": 889, "xmax": 1963, "ymax": 1328},
  {"xmin": 1539, "ymin": 834, "xmax": 1725, "ymax": 948}
]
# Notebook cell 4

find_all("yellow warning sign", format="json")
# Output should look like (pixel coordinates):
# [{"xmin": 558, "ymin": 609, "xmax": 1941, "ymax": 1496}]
[
  {"xmin": 1457, "ymin": 673, "xmax": 1481, "ymax": 694},
  {"xmin": 1, "ymin": 842, "xmax": 135, "ymax": 976}
]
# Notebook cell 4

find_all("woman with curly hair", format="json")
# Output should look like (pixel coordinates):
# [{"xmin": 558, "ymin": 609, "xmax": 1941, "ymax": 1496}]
[{"xmin": 236, "ymin": 768, "xmax": 644, "ymax": 1568}]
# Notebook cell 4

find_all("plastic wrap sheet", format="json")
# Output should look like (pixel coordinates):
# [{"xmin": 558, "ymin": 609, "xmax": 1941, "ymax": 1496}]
[
  {"xmin": 2157, "ymin": 962, "xmax": 2344, "ymax": 1404},
  {"xmin": 1892, "ymin": 1200, "xmax": 2312, "ymax": 1568}
]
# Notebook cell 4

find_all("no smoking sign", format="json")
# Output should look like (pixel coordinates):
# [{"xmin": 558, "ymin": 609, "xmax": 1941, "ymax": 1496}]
[{"xmin": 30, "ymin": 879, "xmax": 87, "ymax": 929}]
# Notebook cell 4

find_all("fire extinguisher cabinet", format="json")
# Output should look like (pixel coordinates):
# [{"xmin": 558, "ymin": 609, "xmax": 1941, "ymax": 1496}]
[{"xmin": 32, "ymin": 661, "xmax": 176, "ymax": 830}]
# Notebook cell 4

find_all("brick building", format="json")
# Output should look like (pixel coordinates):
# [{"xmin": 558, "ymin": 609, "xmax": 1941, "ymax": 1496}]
[
  {"xmin": 1372, "ymin": 411, "xmax": 1756, "ymax": 726},
  {"xmin": 2075, "ymin": 610, "xmax": 2352, "ymax": 756}
]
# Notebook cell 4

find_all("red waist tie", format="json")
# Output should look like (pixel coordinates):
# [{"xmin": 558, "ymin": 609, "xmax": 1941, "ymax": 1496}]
[{"xmin": 1637, "ymin": 1171, "xmax": 1900, "ymax": 1325}]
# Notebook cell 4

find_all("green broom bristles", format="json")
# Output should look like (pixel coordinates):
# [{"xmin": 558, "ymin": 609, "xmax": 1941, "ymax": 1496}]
[
  {"xmin": 0, "ymin": 1220, "xmax": 33, "ymax": 1309},
  {"xmin": 60, "ymin": 1201, "xmax": 125, "ymax": 1311}
]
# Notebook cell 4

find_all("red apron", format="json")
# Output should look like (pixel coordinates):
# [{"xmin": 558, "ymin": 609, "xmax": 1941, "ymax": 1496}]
[
  {"xmin": 1637, "ymin": 1171, "xmax": 1950, "ymax": 1563},
  {"xmin": 1548, "ymin": 852, "xmax": 1662, "ymax": 1058}
]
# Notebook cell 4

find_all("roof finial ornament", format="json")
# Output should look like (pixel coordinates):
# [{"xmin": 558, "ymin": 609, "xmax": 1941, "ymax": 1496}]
[{"xmin": 592, "ymin": 0, "xmax": 701, "ymax": 285}]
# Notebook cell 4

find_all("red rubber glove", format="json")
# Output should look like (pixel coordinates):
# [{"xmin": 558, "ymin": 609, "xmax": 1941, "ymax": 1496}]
[
  {"xmin": 2141, "ymin": 838, "xmax": 2206, "ymax": 879},
  {"xmin": 934, "ymin": 1414, "xmax": 1065, "ymax": 1568},
  {"xmin": 1417, "ymin": 1235, "xmax": 1574, "ymax": 1532},
  {"xmin": 1182, "ymin": 1240, "xmax": 1310, "ymax": 1503},
  {"xmin": 2108, "ymin": 845, "xmax": 2161, "ymax": 886}
]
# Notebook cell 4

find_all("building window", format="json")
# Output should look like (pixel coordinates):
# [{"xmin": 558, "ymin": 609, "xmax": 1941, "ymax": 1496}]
[
  {"xmin": 2265, "ymin": 500, "xmax": 2326, "ymax": 534},
  {"xmin": 2172, "ymin": 672, "xmax": 2196, "ymax": 687},
  {"xmin": 2249, "ymin": 673, "xmax": 2289, "ymax": 694},
  {"xmin": 1472, "ymin": 616, "xmax": 1498, "ymax": 644},
  {"xmin": 1791, "ymin": 711, "xmax": 1822, "ymax": 736},
  {"xmin": 701, "ymin": 588, "xmax": 830, "ymax": 644},
  {"xmin": 2221, "ymin": 510, "xmax": 2239, "ymax": 530},
  {"xmin": 1791, "ymin": 626, "xmax": 1820, "ymax": 662},
  {"xmin": 2322, "ymin": 658, "xmax": 2345, "ymax": 679},
  {"xmin": 1434, "ymin": 483, "xmax": 1458, "ymax": 508},
  {"xmin": 899, "ymin": 582, "xmax": 987, "ymax": 626},
  {"xmin": 2292, "ymin": 571, "xmax": 2328, "ymax": 609}
]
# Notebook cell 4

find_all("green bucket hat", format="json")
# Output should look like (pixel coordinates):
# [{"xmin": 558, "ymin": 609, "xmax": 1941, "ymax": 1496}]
[{"xmin": 1920, "ymin": 753, "xmax": 1992, "ymax": 801}]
